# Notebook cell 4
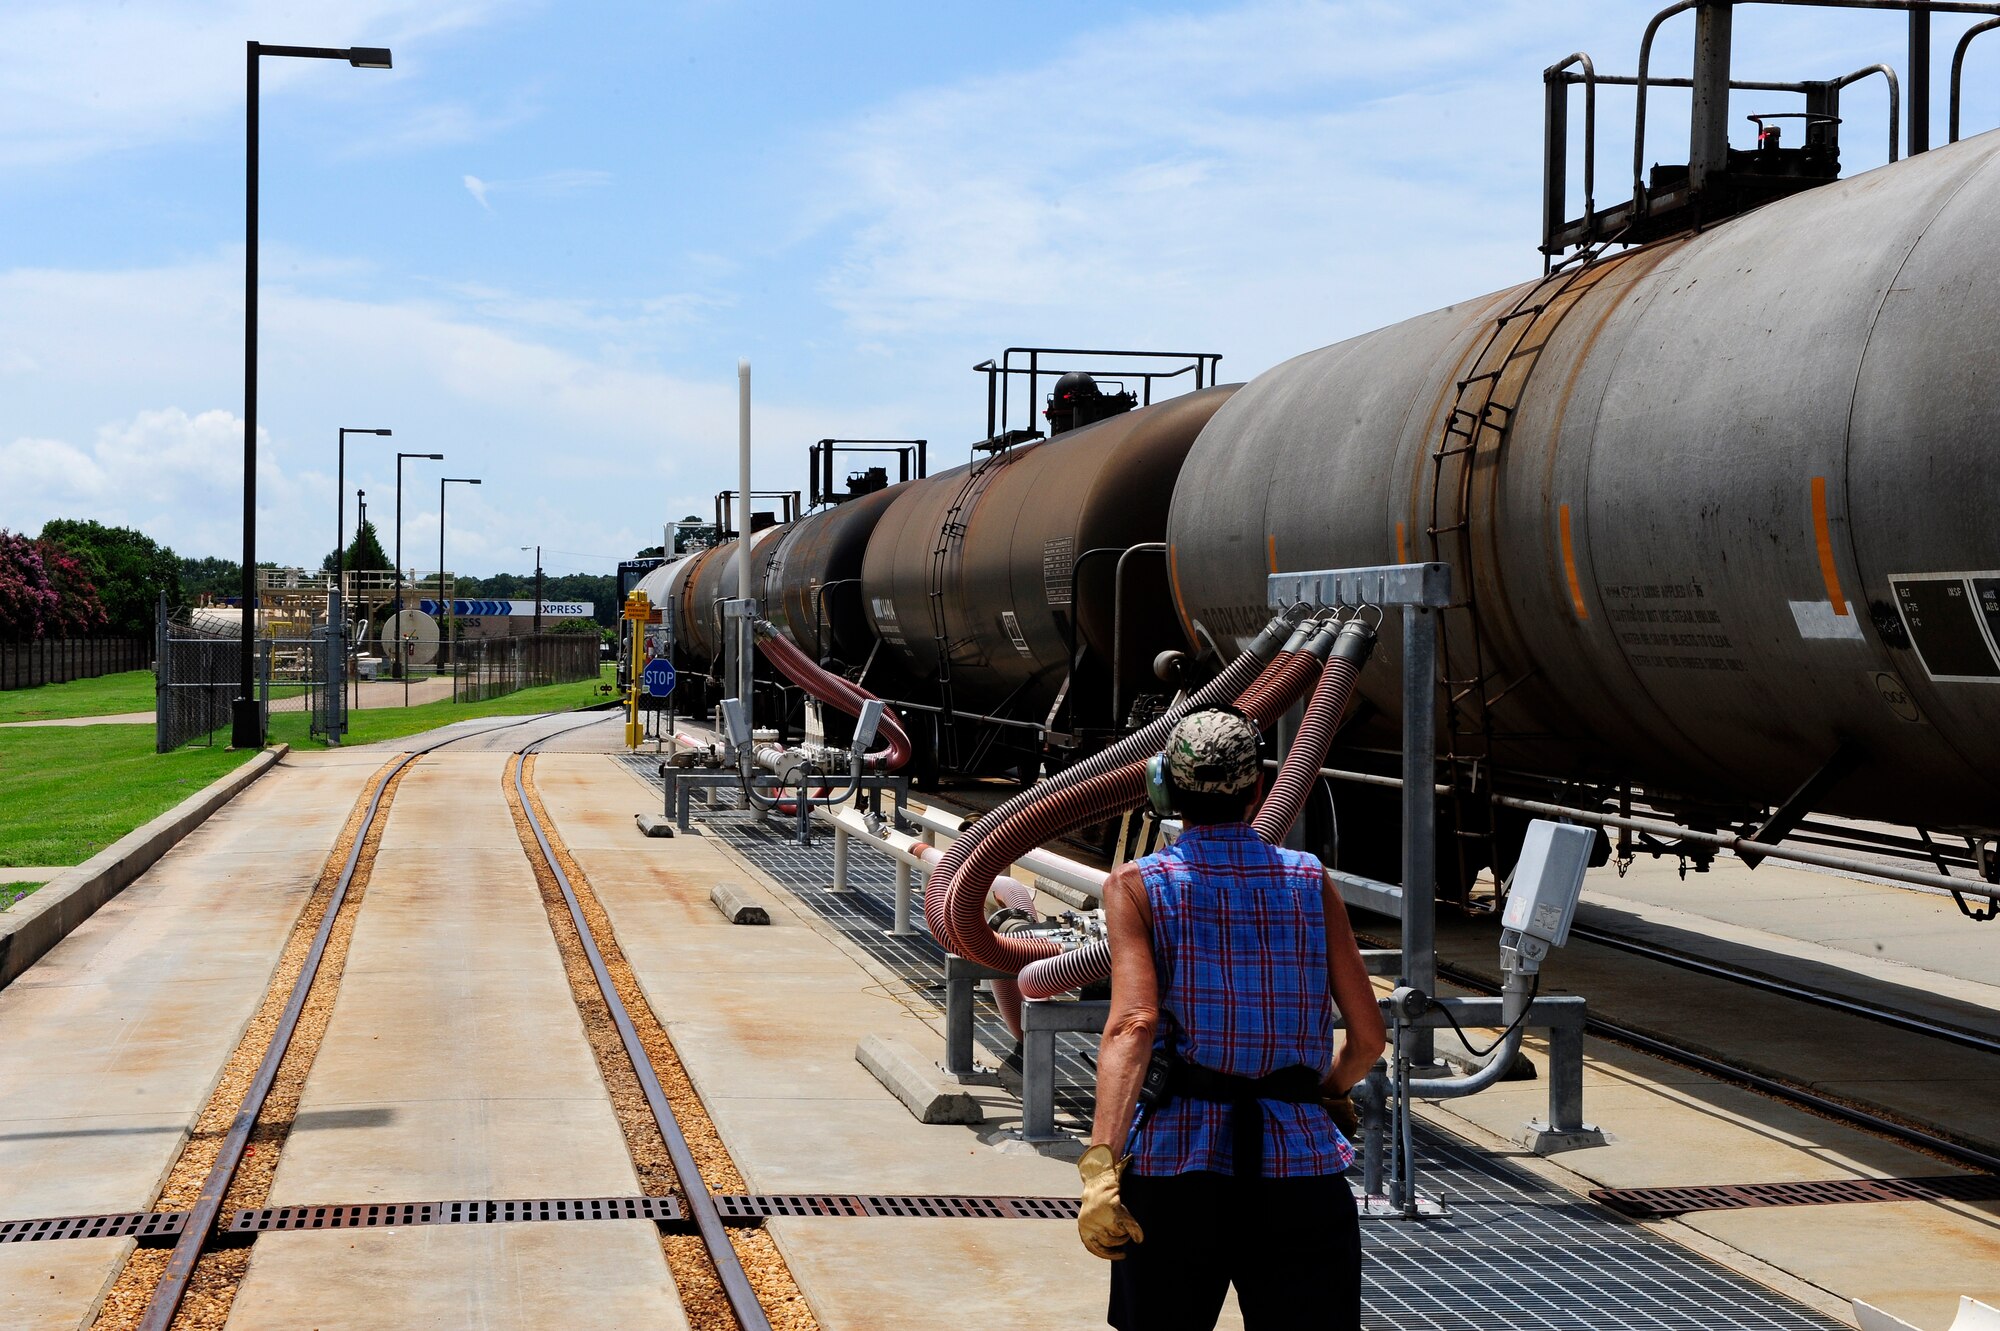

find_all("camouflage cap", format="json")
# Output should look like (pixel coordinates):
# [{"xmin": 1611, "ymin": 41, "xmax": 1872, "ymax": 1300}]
[{"xmin": 1164, "ymin": 709, "xmax": 1262, "ymax": 795}]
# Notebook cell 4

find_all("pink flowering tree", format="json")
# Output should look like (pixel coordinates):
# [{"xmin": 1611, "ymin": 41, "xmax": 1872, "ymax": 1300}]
[
  {"xmin": 36, "ymin": 538, "xmax": 108, "ymax": 637},
  {"xmin": 0, "ymin": 530, "xmax": 61, "ymax": 641}
]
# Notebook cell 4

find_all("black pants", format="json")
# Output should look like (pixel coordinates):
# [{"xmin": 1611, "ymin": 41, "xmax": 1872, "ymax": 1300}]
[{"xmin": 1108, "ymin": 1171, "xmax": 1360, "ymax": 1331}]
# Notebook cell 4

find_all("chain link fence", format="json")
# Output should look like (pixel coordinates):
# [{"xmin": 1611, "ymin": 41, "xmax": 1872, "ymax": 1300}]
[
  {"xmin": 154, "ymin": 594, "xmax": 346, "ymax": 751},
  {"xmin": 451, "ymin": 633, "xmax": 600, "ymax": 703}
]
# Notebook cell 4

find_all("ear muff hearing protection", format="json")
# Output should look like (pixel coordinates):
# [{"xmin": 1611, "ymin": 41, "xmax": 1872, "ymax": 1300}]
[{"xmin": 1145, "ymin": 751, "xmax": 1176, "ymax": 818}]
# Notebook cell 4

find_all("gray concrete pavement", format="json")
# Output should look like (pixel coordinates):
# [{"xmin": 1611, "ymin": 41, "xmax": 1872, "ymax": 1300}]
[
  {"xmin": 0, "ymin": 748, "xmax": 385, "ymax": 1327},
  {"xmin": 531, "ymin": 756, "xmax": 1132, "ymax": 1331},
  {"xmin": 226, "ymin": 753, "xmax": 686, "ymax": 1329}
]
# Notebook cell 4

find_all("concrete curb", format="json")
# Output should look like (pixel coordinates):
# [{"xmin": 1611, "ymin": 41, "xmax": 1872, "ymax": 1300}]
[
  {"xmin": 0, "ymin": 744, "xmax": 290, "ymax": 989},
  {"xmin": 709, "ymin": 881, "xmax": 771, "ymax": 925},
  {"xmin": 856, "ymin": 1032, "xmax": 986, "ymax": 1125}
]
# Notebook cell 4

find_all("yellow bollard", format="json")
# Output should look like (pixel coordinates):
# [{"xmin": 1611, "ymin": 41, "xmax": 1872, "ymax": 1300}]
[{"xmin": 621, "ymin": 591, "xmax": 656, "ymax": 750}]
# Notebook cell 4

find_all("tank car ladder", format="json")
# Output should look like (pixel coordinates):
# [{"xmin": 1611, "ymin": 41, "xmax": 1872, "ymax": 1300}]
[{"xmin": 1424, "ymin": 241, "xmax": 1613, "ymax": 900}]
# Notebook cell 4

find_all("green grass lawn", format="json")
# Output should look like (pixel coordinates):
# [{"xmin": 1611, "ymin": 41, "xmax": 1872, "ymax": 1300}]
[
  {"xmin": 1, "ymin": 882, "xmax": 41, "ymax": 910},
  {"xmin": 0, "ymin": 668, "xmax": 613, "ymax": 872},
  {"xmin": 267, "ymin": 666, "xmax": 618, "ymax": 749},
  {"xmin": 0, "ymin": 669, "xmax": 156, "ymax": 723},
  {"xmin": 0, "ymin": 725, "xmax": 253, "ymax": 868}
]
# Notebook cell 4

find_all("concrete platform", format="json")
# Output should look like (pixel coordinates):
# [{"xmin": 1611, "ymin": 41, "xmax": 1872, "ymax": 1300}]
[
  {"xmin": 0, "ymin": 748, "xmax": 385, "ymax": 1326},
  {"xmin": 228, "ymin": 754, "xmax": 686, "ymax": 1328},
  {"xmin": 532, "ymin": 756, "xmax": 1127, "ymax": 1330}
]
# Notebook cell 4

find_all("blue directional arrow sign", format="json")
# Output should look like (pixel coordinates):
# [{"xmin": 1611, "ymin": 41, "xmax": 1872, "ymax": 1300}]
[{"xmin": 642, "ymin": 657, "xmax": 677, "ymax": 698}]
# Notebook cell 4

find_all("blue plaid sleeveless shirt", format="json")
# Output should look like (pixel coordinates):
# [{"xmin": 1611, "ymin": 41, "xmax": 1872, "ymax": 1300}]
[{"xmin": 1127, "ymin": 822, "xmax": 1354, "ymax": 1178}]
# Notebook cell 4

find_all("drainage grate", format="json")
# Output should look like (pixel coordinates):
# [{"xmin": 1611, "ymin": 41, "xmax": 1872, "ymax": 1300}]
[
  {"xmin": 1592, "ymin": 1173, "xmax": 2000, "ymax": 1219},
  {"xmin": 0, "ymin": 1211, "xmax": 190, "ymax": 1244},
  {"xmin": 227, "ymin": 1196, "xmax": 685, "ymax": 1233},
  {"xmin": 714, "ymin": 1193, "xmax": 1080, "ymax": 1220}
]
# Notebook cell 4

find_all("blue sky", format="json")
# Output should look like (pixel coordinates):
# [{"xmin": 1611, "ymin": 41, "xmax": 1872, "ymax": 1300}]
[{"xmin": 0, "ymin": 0, "xmax": 1976, "ymax": 577}]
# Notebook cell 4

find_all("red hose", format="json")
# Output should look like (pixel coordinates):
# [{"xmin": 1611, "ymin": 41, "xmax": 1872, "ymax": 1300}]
[
  {"xmin": 1251, "ymin": 622, "xmax": 1374, "ymax": 843},
  {"xmin": 944, "ymin": 760, "xmax": 1150, "ymax": 972},
  {"xmin": 755, "ymin": 628, "xmax": 912, "ymax": 772},
  {"xmin": 1020, "ymin": 621, "xmax": 1377, "ymax": 1001},
  {"xmin": 921, "ymin": 635, "xmax": 1294, "ymax": 951},
  {"xmin": 939, "ymin": 642, "xmax": 1328, "ymax": 971}
]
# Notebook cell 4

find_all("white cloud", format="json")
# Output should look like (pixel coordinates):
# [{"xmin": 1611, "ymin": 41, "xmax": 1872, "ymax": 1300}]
[
  {"xmin": 0, "ymin": 0, "xmax": 519, "ymax": 168},
  {"xmin": 799, "ymin": 0, "xmax": 1940, "ymax": 377},
  {"xmin": 457, "ymin": 167, "xmax": 610, "ymax": 213},
  {"xmin": 0, "ymin": 252, "xmax": 897, "ymax": 574}
]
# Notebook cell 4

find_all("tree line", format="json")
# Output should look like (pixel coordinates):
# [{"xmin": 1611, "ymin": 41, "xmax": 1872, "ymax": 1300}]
[
  {"xmin": 0, "ymin": 520, "xmax": 181, "ymax": 641},
  {"xmin": 2, "ymin": 517, "xmax": 626, "ymax": 640}
]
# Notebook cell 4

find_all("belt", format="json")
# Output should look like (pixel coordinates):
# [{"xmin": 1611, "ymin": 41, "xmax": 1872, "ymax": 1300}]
[{"xmin": 1166, "ymin": 1060, "xmax": 1323, "ymax": 1178}]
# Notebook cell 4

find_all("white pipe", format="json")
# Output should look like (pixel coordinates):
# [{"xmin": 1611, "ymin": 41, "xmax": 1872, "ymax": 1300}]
[
  {"xmin": 898, "ymin": 804, "xmax": 1108, "ymax": 902},
  {"xmin": 736, "ymin": 358, "xmax": 754, "ymax": 709}
]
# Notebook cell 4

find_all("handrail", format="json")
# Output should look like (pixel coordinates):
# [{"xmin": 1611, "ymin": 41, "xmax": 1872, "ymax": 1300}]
[
  {"xmin": 1831, "ymin": 62, "xmax": 1901, "ymax": 161},
  {"xmin": 1951, "ymin": 17, "xmax": 2000, "ymax": 140},
  {"xmin": 1632, "ymin": 1, "xmax": 2000, "ymax": 209},
  {"xmin": 1548, "ymin": 52, "xmax": 1599, "ymax": 226}
]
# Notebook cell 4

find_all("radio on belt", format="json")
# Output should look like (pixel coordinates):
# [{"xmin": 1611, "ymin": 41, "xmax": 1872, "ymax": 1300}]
[{"xmin": 1498, "ymin": 820, "xmax": 1594, "ymax": 974}]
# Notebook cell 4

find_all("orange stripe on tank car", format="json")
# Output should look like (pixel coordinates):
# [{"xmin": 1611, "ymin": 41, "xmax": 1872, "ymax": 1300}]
[
  {"xmin": 1396, "ymin": 521, "xmax": 1407, "ymax": 565},
  {"xmin": 1558, "ymin": 504, "xmax": 1589, "ymax": 621},
  {"xmin": 1168, "ymin": 543, "xmax": 1196, "ymax": 643},
  {"xmin": 1811, "ymin": 476, "xmax": 1849, "ymax": 616},
  {"xmin": 1267, "ymin": 534, "xmax": 1278, "ymax": 575}
]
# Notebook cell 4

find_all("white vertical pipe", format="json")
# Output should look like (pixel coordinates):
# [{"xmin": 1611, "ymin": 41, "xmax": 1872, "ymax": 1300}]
[
  {"xmin": 735, "ymin": 359, "xmax": 754, "ymax": 712},
  {"xmin": 737, "ymin": 359, "xmax": 752, "ymax": 602}
]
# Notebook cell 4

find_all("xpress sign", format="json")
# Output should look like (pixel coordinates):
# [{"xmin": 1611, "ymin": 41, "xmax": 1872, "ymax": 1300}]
[{"xmin": 419, "ymin": 600, "xmax": 594, "ymax": 619}]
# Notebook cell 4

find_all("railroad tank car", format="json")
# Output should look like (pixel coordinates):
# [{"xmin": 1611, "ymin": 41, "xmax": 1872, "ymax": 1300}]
[
  {"xmin": 762, "ymin": 484, "xmax": 907, "ymax": 674},
  {"xmin": 1168, "ymin": 130, "xmax": 2000, "ymax": 838},
  {"xmin": 672, "ymin": 526, "xmax": 785, "ymax": 668},
  {"xmin": 860, "ymin": 386, "xmax": 1236, "ymax": 742}
]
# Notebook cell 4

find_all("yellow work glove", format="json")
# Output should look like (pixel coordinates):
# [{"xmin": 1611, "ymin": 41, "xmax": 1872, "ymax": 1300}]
[
  {"xmin": 1321, "ymin": 1090, "xmax": 1361, "ymax": 1141},
  {"xmin": 1077, "ymin": 1144, "xmax": 1145, "ymax": 1260}
]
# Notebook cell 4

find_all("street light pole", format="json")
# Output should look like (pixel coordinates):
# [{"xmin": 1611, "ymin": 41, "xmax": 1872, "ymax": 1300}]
[
  {"xmin": 440, "ymin": 477, "xmax": 480, "ymax": 701},
  {"xmin": 232, "ymin": 41, "xmax": 393, "ymax": 751},
  {"xmin": 336, "ymin": 427, "xmax": 391, "ymax": 592},
  {"xmin": 353, "ymin": 488, "xmax": 367, "ymax": 714},
  {"xmin": 520, "ymin": 545, "xmax": 543, "ymax": 636},
  {"xmin": 395, "ymin": 451, "xmax": 443, "ymax": 705}
]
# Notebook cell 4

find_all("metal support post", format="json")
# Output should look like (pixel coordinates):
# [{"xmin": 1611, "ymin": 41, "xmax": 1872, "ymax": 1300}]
[
  {"xmin": 1267, "ymin": 565, "xmax": 1453, "ymax": 1074},
  {"xmin": 1402, "ymin": 604, "xmax": 1438, "ymax": 1066},
  {"xmin": 943, "ymin": 954, "xmax": 1011, "ymax": 1077},
  {"xmin": 890, "ymin": 860, "xmax": 915, "ymax": 935},
  {"xmin": 831, "ymin": 826, "xmax": 850, "ymax": 891},
  {"xmin": 1689, "ymin": 2, "xmax": 1734, "ymax": 192},
  {"xmin": 1911, "ymin": 4, "xmax": 1933, "ymax": 155},
  {"xmin": 1020, "ymin": 998, "xmax": 1112, "ymax": 1141}
]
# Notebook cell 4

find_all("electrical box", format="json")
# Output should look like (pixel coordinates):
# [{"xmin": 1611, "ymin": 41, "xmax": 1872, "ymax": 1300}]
[
  {"xmin": 719, "ymin": 697, "xmax": 751, "ymax": 751},
  {"xmin": 1500, "ymin": 819, "xmax": 1594, "ymax": 951},
  {"xmin": 852, "ymin": 699, "xmax": 886, "ymax": 754}
]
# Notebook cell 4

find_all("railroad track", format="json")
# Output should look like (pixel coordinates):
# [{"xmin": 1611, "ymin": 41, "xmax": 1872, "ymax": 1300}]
[
  {"xmin": 510, "ymin": 727, "xmax": 775, "ymax": 1331},
  {"xmin": 101, "ymin": 709, "xmax": 791, "ymax": 1331}
]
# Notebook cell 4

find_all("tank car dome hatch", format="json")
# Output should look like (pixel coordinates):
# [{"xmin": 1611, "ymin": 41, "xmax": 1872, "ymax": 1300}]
[{"xmin": 1045, "ymin": 371, "xmax": 1139, "ymax": 435}]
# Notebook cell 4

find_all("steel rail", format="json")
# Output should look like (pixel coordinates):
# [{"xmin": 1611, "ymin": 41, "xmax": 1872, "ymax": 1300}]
[
  {"xmin": 1566, "ymin": 924, "xmax": 2000, "ymax": 1058},
  {"xmin": 136, "ymin": 708, "xmax": 611, "ymax": 1330},
  {"xmin": 1410, "ymin": 949, "xmax": 2000, "ymax": 1179},
  {"xmin": 513, "ymin": 732, "xmax": 773, "ymax": 1331}
]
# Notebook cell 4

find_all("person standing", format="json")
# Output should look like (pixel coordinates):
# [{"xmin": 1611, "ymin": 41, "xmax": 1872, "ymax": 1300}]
[{"xmin": 1078, "ymin": 709, "xmax": 1386, "ymax": 1330}]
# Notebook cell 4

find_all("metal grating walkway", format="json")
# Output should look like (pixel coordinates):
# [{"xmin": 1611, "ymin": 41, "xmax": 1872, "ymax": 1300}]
[{"xmin": 613, "ymin": 757, "xmax": 1849, "ymax": 1330}]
